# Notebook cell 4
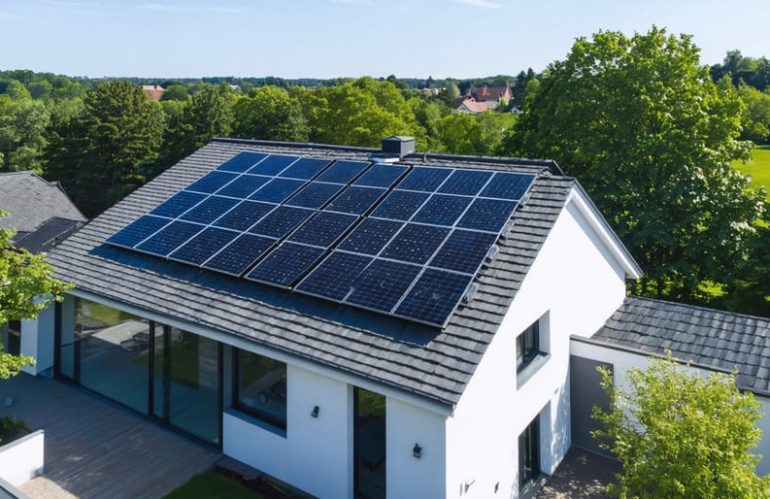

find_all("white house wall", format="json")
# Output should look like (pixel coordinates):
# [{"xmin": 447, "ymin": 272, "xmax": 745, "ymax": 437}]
[
  {"xmin": 570, "ymin": 339, "xmax": 770, "ymax": 476},
  {"xmin": 445, "ymin": 195, "xmax": 628, "ymax": 498}
]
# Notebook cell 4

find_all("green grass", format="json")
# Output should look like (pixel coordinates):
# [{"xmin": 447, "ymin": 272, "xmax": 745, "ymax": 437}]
[
  {"xmin": 163, "ymin": 471, "xmax": 264, "ymax": 499},
  {"xmin": 734, "ymin": 145, "xmax": 770, "ymax": 199}
]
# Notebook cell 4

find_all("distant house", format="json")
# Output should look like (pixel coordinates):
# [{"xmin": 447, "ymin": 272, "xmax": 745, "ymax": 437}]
[
  {"xmin": 0, "ymin": 171, "xmax": 85, "ymax": 359},
  {"xmin": 454, "ymin": 83, "xmax": 513, "ymax": 113},
  {"xmin": 141, "ymin": 84, "xmax": 165, "ymax": 102}
]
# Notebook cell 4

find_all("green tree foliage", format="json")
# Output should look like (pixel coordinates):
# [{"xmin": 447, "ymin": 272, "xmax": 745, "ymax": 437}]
[
  {"xmin": 0, "ymin": 211, "xmax": 70, "ymax": 379},
  {"xmin": 184, "ymin": 86, "xmax": 233, "ymax": 149},
  {"xmin": 593, "ymin": 354, "xmax": 770, "ymax": 498},
  {"xmin": 46, "ymin": 81, "xmax": 164, "ymax": 217},
  {"xmin": 738, "ymin": 83, "xmax": 770, "ymax": 144},
  {"xmin": 442, "ymin": 82, "xmax": 461, "ymax": 103},
  {"xmin": 0, "ymin": 96, "xmax": 50, "ymax": 173},
  {"xmin": 232, "ymin": 86, "xmax": 309, "ymax": 141},
  {"xmin": 434, "ymin": 111, "xmax": 515, "ymax": 155},
  {"xmin": 504, "ymin": 27, "xmax": 765, "ymax": 301},
  {"xmin": 711, "ymin": 50, "xmax": 770, "ymax": 91},
  {"xmin": 161, "ymin": 84, "xmax": 190, "ymax": 101}
]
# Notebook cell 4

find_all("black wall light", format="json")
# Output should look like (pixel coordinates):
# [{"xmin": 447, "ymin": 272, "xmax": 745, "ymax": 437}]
[
  {"xmin": 413, "ymin": 443, "xmax": 422, "ymax": 459},
  {"xmin": 311, "ymin": 405, "xmax": 320, "ymax": 418}
]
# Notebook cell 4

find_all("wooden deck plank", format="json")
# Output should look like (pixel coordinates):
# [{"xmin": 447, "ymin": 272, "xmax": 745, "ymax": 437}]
[{"xmin": 0, "ymin": 374, "xmax": 220, "ymax": 499}]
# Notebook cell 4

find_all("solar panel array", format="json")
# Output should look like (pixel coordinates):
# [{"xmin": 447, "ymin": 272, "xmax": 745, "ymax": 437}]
[{"xmin": 106, "ymin": 151, "xmax": 536, "ymax": 327}]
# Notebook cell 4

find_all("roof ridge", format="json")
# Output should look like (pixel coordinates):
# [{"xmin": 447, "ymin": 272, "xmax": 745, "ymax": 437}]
[{"xmin": 627, "ymin": 296, "xmax": 770, "ymax": 324}]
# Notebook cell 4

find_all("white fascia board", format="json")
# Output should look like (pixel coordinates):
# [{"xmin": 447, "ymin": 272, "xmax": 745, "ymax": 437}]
[
  {"xmin": 566, "ymin": 183, "xmax": 643, "ymax": 279},
  {"xmin": 67, "ymin": 288, "xmax": 453, "ymax": 418}
]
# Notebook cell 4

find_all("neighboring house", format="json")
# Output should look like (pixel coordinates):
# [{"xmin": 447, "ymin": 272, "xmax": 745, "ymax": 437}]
[
  {"xmin": 455, "ymin": 97, "xmax": 496, "ymax": 113},
  {"xmin": 12, "ymin": 137, "xmax": 770, "ymax": 498},
  {"xmin": 454, "ymin": 84, "xmax": 513, "ymax": 113},
  {"xmin": 142, "ymin": 84, "xmax": 165, "ymax": 101},
  {"xmin": 0, "ymin": 171, "xmax": 85, "ymax": 363}
]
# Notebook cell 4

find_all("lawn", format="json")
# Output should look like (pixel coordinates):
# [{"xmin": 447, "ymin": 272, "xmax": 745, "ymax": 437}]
[
  {"xmin": 163, "ymin": 470, "xmax": 264, "ymax": 499},
  {"xmin": 734, "ymin": 145, "xmax": 770, "ymax": 199}
]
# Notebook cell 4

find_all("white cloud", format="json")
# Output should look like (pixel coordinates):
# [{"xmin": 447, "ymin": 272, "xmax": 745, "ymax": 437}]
[{"xmin": 452, "ymin": 0, "xmax": 503, "ymax": 8}]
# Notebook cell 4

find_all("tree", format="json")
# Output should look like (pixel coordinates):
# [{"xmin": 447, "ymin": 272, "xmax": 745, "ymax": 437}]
[
  {"xmin": 434, "ymin": 111, "xmax": 515, "ymax": 155},
  {"xmin": 232, "ymin": 86, "xmax": 309, "ymax": 141},
  {"xmin": 183, "ymin": 86, "xmax": 233, "ymax": 149},
  {"xmin": 738, "ymin": 83, "xmax": 770, "ymax": 143},
  {"xmin": 0, "ymin": 212, "xmax": 70, "ymax": 379},
  {"xmin": 443, "ymin": 82, "xmax": 461, "ymax": 103},
  {"xmin": 0, "ymin": 96, "xmax": 50, "ymax": 173},
  {"xmin": 593, "ymin": 354, "xmax": 770, "ymax": 498},
  {"xmin": 504, "ymin": 27, "xmax": 765, "ymax": 302},
  {"xmin": 161, "ymin": 84, "xmax": 190, "ymax": 101},
  {"xmin": 46, "ymin": 81, "xmax": 164, "ymax": 217}
]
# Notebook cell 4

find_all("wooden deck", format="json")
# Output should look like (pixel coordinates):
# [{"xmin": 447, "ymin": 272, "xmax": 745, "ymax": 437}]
[{"xmin": 0, "ymin": 374, "xmax": 220, "ymax": 499}]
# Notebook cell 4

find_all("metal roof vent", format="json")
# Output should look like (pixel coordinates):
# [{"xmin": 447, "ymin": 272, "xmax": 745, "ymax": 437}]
[{"xmin": 370, "ymin": 136, "xmax": 416, "ymax": 162}]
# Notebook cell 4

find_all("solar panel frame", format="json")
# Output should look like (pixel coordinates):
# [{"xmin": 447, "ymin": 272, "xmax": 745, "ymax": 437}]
[
  {"xmin": 295, "ymin": 250, "xmax": 374, "ymax": 302},
  {"xmin": 429, "ymin": 229, "xmax": 498, "ymax": 274},
  {"xmin": 278, "ymin": 157, "xmax": 332, "ymax": 180},
  {"xmin": 379, "ymin": 223, "xmax": 451, "ymax": 265},
  {"xmin": 248, "ymin": 178, "xmax": 306, "ymax": 203},
  {"xmin": 344, "ymin": 259, "xmax": 423, "ymax": 313},
  {"xmin": 186, "ymin": 171, "xmax": 240, "ymax": 194},
  {"xmin": 211, "ymin": 200, "xmax": 276, "ymax": 232},
  {"xmin": 168, "ymin": 226, "xmax": 240, "ymax": 266},
  {"xmin": 201, "ymin": 233, "xmax": 278, "ymax": 276},
  {"xmin": 395, "ymin": 167, "xmax": 452, "ymax": 192},
  {"xmin": 149, "ymin": 191, "xmax": 209, "ymax": 219},
  {"xmin": 369, "ymin": 190, "xmax": 431, "ymax": 221},
  {"xmin": 246, "ymin": 154, "xmax": 300, "ymax": 176},
  {"xmin": 353, "ymin": 164, "xmax": 408, "ymax": 188},
  {"xmin": 288, "ymin": 211, "xmax": 359, "ymax": 248},
  {"xmin": 214, "ymin": 174, "xmax": 271, "ymax": 198},
  {"xmin": 106, "ymin": 215, "xmax": 173, "ymax": 249},
  {"xmin": 411, "ymin": 194, "xmax": 474, "ymax": 226},
  {"xmin": 326, "ymin": 186, "xmax": 387, "ymax": 215},
  {"xmin": 315, "ymin": 160, "xmax": 370, "ymax": 184},
  {"xmin": 457, "ymin": 198, "xmax": 518, "ymax": 233},
  {"xmin": 479, "ymin": 172, "xmax": 536, "ymax": 200},
  {"xmin": 285, "ymin": 182, "xmax": 345, "ymax": 209},
  {"xmin": 336, "ymin": 218, "xmax": 404, "ymax": 256},
  {"xmin": 135, "ymin": 220, "xmax": 206, "ymax": 257},
  {"xmin": 247, "ymin": 206, "xmax": 315, "ymax": 239},
  {"xmin": 393, "ymin": 268, "xmax": 475, "ymax": 327},
  {"xmin": 216, "ymin": 151, "xmax": 269, "ymax": 173},
  {"xmin": 437, "ymin": 169, "xmax": 494, "ymax": 196},
  {"xmin": 245, "ymin": 242, "xmax": 326, "ymax": 288},
  {"xmin": 179, "ymin": 196, "xmax": 240, "ymax": 225}
]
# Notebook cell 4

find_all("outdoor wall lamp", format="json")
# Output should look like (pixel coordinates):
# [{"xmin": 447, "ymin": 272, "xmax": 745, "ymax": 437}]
[
  {"xmin": 412, "ymin": 443, "xmax": 422, "ymax": 459},
  {"xmin": 311, "ymin": 405, "xmax": 320, "ymax": 418}
]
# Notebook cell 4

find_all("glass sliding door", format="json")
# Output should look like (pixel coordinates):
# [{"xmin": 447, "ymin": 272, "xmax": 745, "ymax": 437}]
[
  {"xmin": 354, "ymin": 387, "xmax": 386, "ymax": 499},
  {"xmin": 168, "ymin": 329, "xmax": 222, "ymax": 444},
  {"xmin": 77, "ymin": 298, "xmax": 151, "ymax": 413},
  {"xmin": 518, "ymin": 414, "xmax": 540, "ymax": 490}
]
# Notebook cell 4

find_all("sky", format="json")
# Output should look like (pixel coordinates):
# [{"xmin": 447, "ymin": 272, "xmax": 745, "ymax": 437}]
[{"xmin": 0, "ymin": 0, "xmax": 768, "ymax": 79}]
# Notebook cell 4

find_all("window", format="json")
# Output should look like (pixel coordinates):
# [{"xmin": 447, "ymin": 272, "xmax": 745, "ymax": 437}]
[
  {"xmin": 233, "ymin": 349, "xmax": 287, "ymax": 430},
  {"xmin": 518, "ymin": 414, "xmax": 540, "ymax": 490},
  {"xmin": 516, "ymin": 320, "xmax": 540, "ymax": 372}
]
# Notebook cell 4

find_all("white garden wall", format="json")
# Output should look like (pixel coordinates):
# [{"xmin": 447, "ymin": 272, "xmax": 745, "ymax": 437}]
[{"xmin": 0, "ymin": 430, "xmax": 44, "ymax": 487}]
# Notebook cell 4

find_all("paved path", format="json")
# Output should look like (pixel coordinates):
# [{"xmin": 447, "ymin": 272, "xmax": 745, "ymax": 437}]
[
  {"xmin": 538, "ymin": 448, "xmax": 620, "ymax": 498},
  {"xmin": 0, "ymin": 374, "xmax": 219, "ymax": 499}
]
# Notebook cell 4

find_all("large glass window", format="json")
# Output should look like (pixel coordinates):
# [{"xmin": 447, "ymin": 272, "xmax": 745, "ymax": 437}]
[
  {"xmin": 518, "ymin": 414, "xmax": 541, "ymax": 490},
  {"xmin": 516, "ymin": 320, "xmax": 541, "ymax": 372},
  {"xmin": 233, "ymin": 349, "xmax": 287, "ymax": 430},
  {"xmin": 354, "ymin": 388, "xmax": 386, "ymax": 499},
  {"xmin": 4, "ymin": 320, "xmax": 21, "ymax": 356},
  {"xmin": 76, "ymin": 298, "xmax": 151, "ymax": 413}
]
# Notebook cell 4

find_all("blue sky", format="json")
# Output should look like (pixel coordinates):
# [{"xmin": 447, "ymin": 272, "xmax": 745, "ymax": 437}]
[{"xmin": 0, "ymin": 0, "xmax": 767, "ymax": 78}]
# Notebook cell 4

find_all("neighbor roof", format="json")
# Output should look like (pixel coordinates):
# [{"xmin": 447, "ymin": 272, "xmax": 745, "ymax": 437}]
[
  {"xmin": 592, "ymin": 296, "xmax": 770, "ymax": 396},
  {"xmin": 47, "ymin": 138, "xmax": 576, "ymax": 406},
  {"xmin": 0, "ymin": 171, "xmax": 86, "ymax": 252}
]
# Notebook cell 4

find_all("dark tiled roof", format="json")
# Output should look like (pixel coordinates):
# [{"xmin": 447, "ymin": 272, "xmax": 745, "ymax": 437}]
[
  {"xmin": 594, "ymin": 297, "xmax": 770, "ymax": 395},
  {"xmin": 46, "ymin": 138, "xmax": 574, "ymax": 406},
  {"xmin": 0, "ymin": 171, "xmax": 86, "ymax": 252}
]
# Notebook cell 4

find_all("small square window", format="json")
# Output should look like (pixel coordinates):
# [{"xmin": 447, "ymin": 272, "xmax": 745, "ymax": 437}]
[
  {"xmin": 517, "ymin": 320, "xmax": 541, "ymax": 373},
  {"xmin": 233, "ymin": 349, "xmax": 287, "ymax": 430}
]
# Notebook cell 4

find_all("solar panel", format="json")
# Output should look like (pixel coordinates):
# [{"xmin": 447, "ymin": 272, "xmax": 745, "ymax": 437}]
[
  {"xmin": 396, "ymin": 167, "xmax": 451, "ymax": 192},
  {"xmin": 438, "ymin": 170, "xmax": 493, "ymax": 196},
  {"xmin": 216, "ymin": 175, "xmax": 271, "ymax": 198},
  {"xmin": 279, "ymin": 158, "xmax": 331, "ymax": 180},
  {"xmin": 394, "ymin": 269, "xmax": 475, "ymax": 326},
  {"xmin": 246, "ymin": 243, "xmax": 325, "ymax": 287},
  {"xmin": 106, "ymin": 215, "xmax": 171, "ymax": 248},
  {"xmin": 249, "ymin": 178, "xmax": 306, "ymax": 203},
  {"xmin": 187, "ymin": 171, "xmax": 239, "ymax": 193},
  {"xmin": 248, "ymin": 206, "xmax": 314, "ymax": 239},
  {"xmin": 288, "ymin": 212, "xmax": 358, "ymax": 247},
  {"xmin": 136, "ymin": 221, "xmax": 204, "ymax": 257},
  {"xmin": 179, "ymin": 196, "xmax": 240, "ymax": 224},
  {"xmin": 212, "ymin": 200, "xmax": 275, "ymax": 231},
  {"xmin": 354, "ymin": 164, "xmax": 408, "ymax": 188},
  {"xmin": 106, "ymin": 149, "xmax": 539, "ymax": 328},
  {"xmin": 327, "ymin": 186, "xmax": 386, "ymax": 215},
  {"xmin": 370, "ymin": 190, "xmax": 430, "ymax": 221},
  {"xmin": 380, "ymin": 224, "xmax": 450, "ymax": 264},
  {"xmin": 296, "ymin": 251, "xmax": 373, "ymax": 301},
  {"xmin": 202, "ymin": 234, "xmax": 276, "ymax": 275},
  {"xmin": 430, "ymin": 230, "xmax": 498, "ymax": 274},
  {"xmin": 411, "ymin": 194, "xmax": 473, "ymax": 226},
  {"xmin": 457, "ymin": 199, "xmax": 517, "ymax": 233},
  {"xmin": 345, "ymin": 259, "xmax": 422, "ymax": 312},
  {"xmin": 286, "ymin": 182, "xmax": 344, "ymax": 209},
  {"xmin": 246, "ymin": 155, "xmax": 299, "ymax": 175},
  {"xmin": 217, "ymin": 152, "xmax": 268, "ymax": 172},
  {"xmin": 337, "ymin": 218, "xmax": 403, "ymax": 255},
  {"xmin": 316, "ymin": 160, "xmax": 369, "ymax": 184},
  {"xmin": 169, "ymin": 227, "xmax": 239, "ymax": 266},
  {"xmin": 150, "ymin": 191, "xmax": 208, "ymax": 218},
  {"xmin": 480, "ymin": 172, "xmax": 535, "ymax": 200}
]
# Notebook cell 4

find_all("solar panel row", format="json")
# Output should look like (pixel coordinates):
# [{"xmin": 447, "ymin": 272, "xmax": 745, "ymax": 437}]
[{"xmin": 106, "ymin": 150, "xmax": 536, "ymax": 327}]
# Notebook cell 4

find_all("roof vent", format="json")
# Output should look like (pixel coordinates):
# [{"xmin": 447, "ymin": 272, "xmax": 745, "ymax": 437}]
[{"xmin": 373, "ymin": 136, "xmax": 416, "ymax": 161}]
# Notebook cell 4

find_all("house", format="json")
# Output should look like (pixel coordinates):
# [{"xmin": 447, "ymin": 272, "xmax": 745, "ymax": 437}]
[
  {"xmin": 455, "ymin": 84, "xmax": 513, "ymax": 113},
  {"xmin": 11, "ymin": 136, "xmax": 770, "ymax": 498},
  {"xmin": 455, "ymin": 97, "xmax": 496, "ymax": 114},
  {"xmin": 142, "ymin": 84, "xmax": 165, "ymax": 101},
  {"xmin": 0, "ymin": 171, "xmax": 85, "ymax": 368}
]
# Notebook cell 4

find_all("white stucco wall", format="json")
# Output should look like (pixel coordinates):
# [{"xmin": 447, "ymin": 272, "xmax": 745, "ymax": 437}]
[
  {"xmin": 445, "ymin": 195, "xmax": 629, "ymax": 498},
  {"xmin": 21, "ymin": 303, "xmax": 55, "ymax": 375},
  {"xmin": 571, "ymin": 339, "xmax": 770, "ymax": 476},
  {"xmin": 0, "ymin": 430, "xmax": 44, "ymax": 486},
  {"xmin": 224, "ymin": 364, "xmax": 353, "ymax": 499}
]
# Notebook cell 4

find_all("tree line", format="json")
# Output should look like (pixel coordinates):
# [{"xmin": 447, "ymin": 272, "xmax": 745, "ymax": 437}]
[{"xmin": 1, "ymin": 28, "xmax": 769, "ymax": 317}]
